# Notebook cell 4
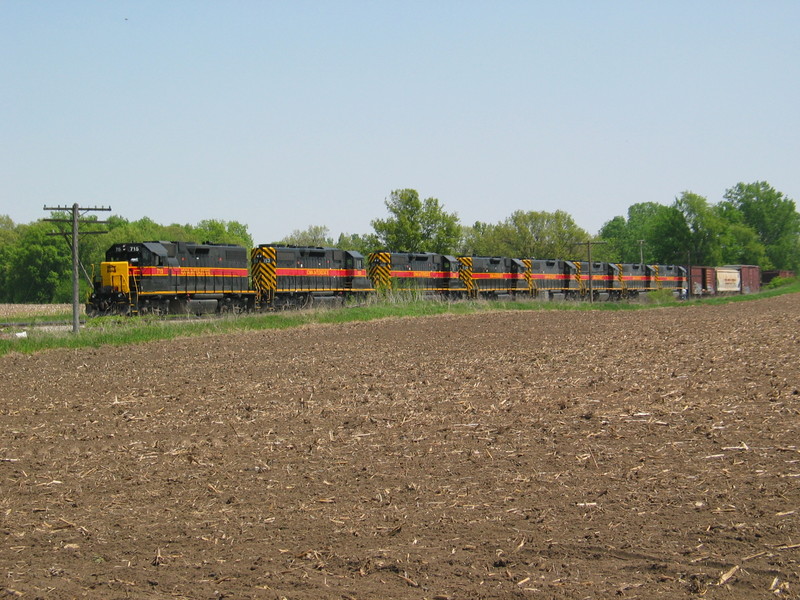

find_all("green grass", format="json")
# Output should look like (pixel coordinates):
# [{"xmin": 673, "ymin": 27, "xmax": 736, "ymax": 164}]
[
  {"xmin": 1, "ymin": 281, "xmax": 798, "ymax": 357},
  {"xmin": 0, "ymin": 311, "xmax": 75, "ymax": 325}
]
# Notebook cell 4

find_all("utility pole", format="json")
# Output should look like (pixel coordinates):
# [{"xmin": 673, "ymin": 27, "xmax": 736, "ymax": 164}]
[
  {"xmin": 43, "ymin": 204, "xmax": 111, "ymax": 333},
  {"xmin": 686, "ymin": 250, "xmax": 692, "ymax": 299},
  {"xmin": 572, "ymin": 240, "xmax": 608, "ymax": 304},
  {"xmin": 637, "ymin": 239, "xmax": 645, "ymax": 266}
]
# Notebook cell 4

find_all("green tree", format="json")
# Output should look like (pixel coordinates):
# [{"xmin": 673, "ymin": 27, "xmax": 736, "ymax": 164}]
[
  {"xmin": 193, "ymin": 219, "xmax": 226, "ymax": 243},
  {"xmin": 194, "ymin": 219, "xmax": 253, "ymax": 247},
  {"xmin": 459, "ymin": 221, "xmax": 505, "ymax": 256},
  {"xmin": 0, "ymin": 216, "xmax": 21, "ymax": 301},
  {"xmin": 722, "ymin": 181, "xmax": 800, "ymax": 270},
  {"xmin": 371, "ymin": 189, "xmax": 461, "ymax": 253},
  {"xmin": 648, "ymin": 205, "xmax": 692, "ymax": 264},
  {"xmin": 278, "ymin": 225, "xmax": 334, "ymax": 247},
  {"xmin": 646, "ymin": 193, "xmax": 742, "ymax": 265},
  {"xmin": 718, "ymin": 220, "xmax": 770, "ymax": 266},
  {"xmin": 503, "ymin": 210, "xmax": 590, "ymax": 258},
  {"xmin": 335, "ymin": 232, "xmax": 379, "ymax": 255},
  {"xmin": 461, "ymin": 211, "xmax": 588, "ymax": 258},
  {"xmin": 34, "ymin": 210, "xmax": 111, "ymax": 300},
  {"xmin": 624, "ymin": 202, "xmax": 667, "ymax": 262},
  {"xmin": 0, "ymin": 214, "xmax": 259, "ymax": 303},
  {"xmin": 598, "ymin": 202, "xmax": 673, "ymax": 264},
  {"xmin": 224, "ymin": 221, "xmax": 254, "ymax": 247},
  {"xmin": 673, "ymin": 192, "xmax": 727, "ymax": 265},
  {"xmin": 5, "ymin": 222, "xmax": 71, "ymax": 303},
  {"xmin": 0, "ymin": 215, "xmax": 18, "ymax": 245},
  {"xmin": 596, "ymin": 216, "xmax": 629, "ymax": 262}
]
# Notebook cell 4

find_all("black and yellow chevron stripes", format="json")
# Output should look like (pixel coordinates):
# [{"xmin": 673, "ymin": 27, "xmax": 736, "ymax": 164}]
[
  {"xmin": 574, "ymin": 262, "xmax": 586, "ymax": 295},
  {"xmin": 457, "ymin": 256, "xmax": 475, "ymax": 296},
  {"xmin": 368, "ymin": 252, "xmax": 392, "ymax": 289},
  {"xmin": 616, "ymin": 263, "xmax": 627, "ymax": 296},
  {"xmin": 522, "ymin": 259, "xmax": 535, "ymax": 295},
  {"xmin": 652, "ymin": 264, "xmax": 661, "ymax": 289},
  {"xmin": 251, "ymin": 246, "xmax": 277, "ymax": 305}
]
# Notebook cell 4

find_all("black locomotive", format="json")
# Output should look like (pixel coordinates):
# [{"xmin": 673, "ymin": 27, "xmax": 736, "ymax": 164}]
[
  {"xmin": 86, "ymin": 241, "xmax": 254, "ymax": 316},
  {"xmin": 251, "ymin": 244, "xmax": 372, "ymax": 309}
]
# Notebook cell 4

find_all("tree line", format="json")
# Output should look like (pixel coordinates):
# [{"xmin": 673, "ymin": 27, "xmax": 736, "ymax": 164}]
[
  {"xmin": 282, "ymin": 182, "xmax": 800, "ymax": 271},
  {"xmin": 1, "ymin": 181, "xmax": 798, "ymax": 303},
  {"xmin": 0, "ymin": 216, "xmax": 253, "ymax": 304},
  {"xmin": 597, "ymin": 183, "xmax": 800, "ymax": 270}
]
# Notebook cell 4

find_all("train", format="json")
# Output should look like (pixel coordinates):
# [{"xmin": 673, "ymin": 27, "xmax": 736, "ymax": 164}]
[{"xmin": 86, "ymin": 240, "xmax": 691, "ymax": 316}]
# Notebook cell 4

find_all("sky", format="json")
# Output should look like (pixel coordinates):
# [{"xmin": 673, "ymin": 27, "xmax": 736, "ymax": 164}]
[{"xmin": 2, "ymin": 1, "xmax": 799, "ymax": 245}]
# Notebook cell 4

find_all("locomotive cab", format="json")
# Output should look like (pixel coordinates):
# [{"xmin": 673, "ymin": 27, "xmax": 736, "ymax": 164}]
[
  {"xmin": 87, "ymin": 243, "xmax": 150, "ymax": 314},
  {"xmin": 344, "ymin": 250, "xmax": 372, "ymax": 292}
]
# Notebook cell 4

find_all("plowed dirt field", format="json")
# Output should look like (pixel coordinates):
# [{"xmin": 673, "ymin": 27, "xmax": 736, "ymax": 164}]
[{"xmin": 1, "ymin": 295, "xmax": 799, "ymax": 599}]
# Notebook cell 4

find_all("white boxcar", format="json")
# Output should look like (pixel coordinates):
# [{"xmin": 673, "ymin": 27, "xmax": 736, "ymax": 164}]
[{"xmin": 716, "ymin": 268, "xmax": 741, "ymax": 293}]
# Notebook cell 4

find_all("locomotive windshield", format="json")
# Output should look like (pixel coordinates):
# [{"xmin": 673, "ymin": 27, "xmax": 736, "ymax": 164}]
[{"xmin": 105, "ymin": 243, "xmax": 161, "ymax": 265}]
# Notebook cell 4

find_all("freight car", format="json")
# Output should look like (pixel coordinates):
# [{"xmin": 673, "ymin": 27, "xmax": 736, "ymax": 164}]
[
  {"xmin": 762, "ymin": 269, "xmax": 795, "ymax": 285},
  {"xmin": 86, "ymin": 241, "xmax": 255, "ymax": 316},
  {"xmin": 731, "ymin": 265, "xmax": 761, "ymax": 294},
  {"xmin": 688, "ymin": 264, "xmax": 762, "ymax": 296}
]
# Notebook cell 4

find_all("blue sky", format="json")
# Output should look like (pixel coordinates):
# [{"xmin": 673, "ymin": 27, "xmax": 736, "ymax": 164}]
[{"xmin": 2, "ymin": 1, "xmax": 798, "ymax": 245}]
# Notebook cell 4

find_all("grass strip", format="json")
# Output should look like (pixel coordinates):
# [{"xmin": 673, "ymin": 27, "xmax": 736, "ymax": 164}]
[{"xmin": 1, "ymin": 279, "xmax": 798, "ymax": 357}]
